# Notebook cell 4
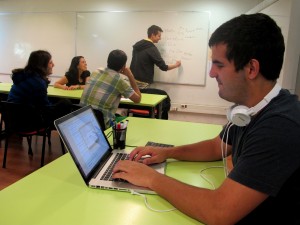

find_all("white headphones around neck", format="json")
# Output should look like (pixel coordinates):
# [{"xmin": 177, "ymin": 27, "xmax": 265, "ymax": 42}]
[{"xmin": 227, "ymin": 83, "xmax": 281, "ymax": 127}]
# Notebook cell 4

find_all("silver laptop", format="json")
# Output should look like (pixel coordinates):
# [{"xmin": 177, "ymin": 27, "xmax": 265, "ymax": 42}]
[{"xmin": 54, "ymin": 105, "xmax": 166, "ymax": 194}]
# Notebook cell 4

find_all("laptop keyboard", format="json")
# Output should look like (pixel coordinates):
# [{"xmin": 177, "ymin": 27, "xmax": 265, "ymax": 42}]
[
  {"xmin": 145, "ymin": 141, "xmax": 174, "ymax": 148},
  {"xmin": 100, "ymin": 153, "xmax": 129, "ymax": 181},
  {"xmin": 100, "ymin": 142, "xmax": 173, "ymax": 182}
]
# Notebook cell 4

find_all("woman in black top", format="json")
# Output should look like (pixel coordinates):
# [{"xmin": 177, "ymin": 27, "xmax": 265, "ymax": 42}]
[{"xmin": 54, "ymin": 56, "xmax": 90, "ymax": 90}]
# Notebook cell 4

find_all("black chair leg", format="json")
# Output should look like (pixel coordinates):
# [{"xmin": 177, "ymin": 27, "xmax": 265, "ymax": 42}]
[
  {"xmin": 2, "ymin": 136, "xmax": 9, "ymax": 168},
  {"xmin": 26, "ymin": 136, "xmax": 33, "ymax": 155},
  {"xmin": 47, "ymin": 130, "xmax": 51, "ymax": 146},
  {"xmin": 0, "ymin": 116, "xmax": 3, "ymax": 134},
  {"xmin": 40, "ymin": 134, "xmax": 47, "ymax": 167},
  {"xmin": 60, "ymin": 138, "xmax": 66, "ymax": 154}
]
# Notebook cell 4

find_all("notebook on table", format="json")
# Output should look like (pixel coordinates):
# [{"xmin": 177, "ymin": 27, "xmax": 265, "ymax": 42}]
[{"xmin": 54, "ymin": 105, "xmax": 166, "ymax": 194}]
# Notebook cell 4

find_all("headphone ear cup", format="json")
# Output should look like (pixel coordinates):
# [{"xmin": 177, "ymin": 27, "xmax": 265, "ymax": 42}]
[{"xmin": 227, "ymin": 105, "xmax": 251, "ymax": 127}]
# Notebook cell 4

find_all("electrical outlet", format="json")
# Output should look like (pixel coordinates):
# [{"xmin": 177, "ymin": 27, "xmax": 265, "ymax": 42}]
[
  {"xmin": 180, "ymin": 104, "xmax": 187, "ymax": 108},
  {"xmin": 172, "ymin": 107, "xmax": 178, "ymax": 111}
]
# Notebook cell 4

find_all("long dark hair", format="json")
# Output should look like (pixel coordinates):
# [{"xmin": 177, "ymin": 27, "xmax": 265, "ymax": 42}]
[
  {"xmin": 66, "ymin": 56, "xmax": 84, "ymax": 78},
  {"xmin": 12, "ymin": 50, "xmax": 52, "ymax": 84}
]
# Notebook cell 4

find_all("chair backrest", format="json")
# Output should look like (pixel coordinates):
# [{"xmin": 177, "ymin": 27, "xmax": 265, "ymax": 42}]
[
  {"xmin": 1, "ymin": 101, "xmax": 48, "ymax": 133},
  {"xmin": 140, "ymin": 88, "xmax": 171, "ymax": 119},
  {"xmin": 140, "ymin": 88, "xmax": 171, "ymax": 111}
]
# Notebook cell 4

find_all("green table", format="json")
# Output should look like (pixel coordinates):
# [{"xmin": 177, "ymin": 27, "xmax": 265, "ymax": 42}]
[
  {"xmin": 0, "ymin": 83, "xmax": 167, "ymax": 118},
  {"xmin": 0, "ymin": 117, "xmax": 223, "ymax": 225}
]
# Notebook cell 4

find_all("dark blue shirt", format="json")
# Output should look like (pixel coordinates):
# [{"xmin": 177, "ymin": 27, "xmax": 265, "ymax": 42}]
[{"xmin": 8, "ymin": 71, "xmax": 51, "ymax": 106}]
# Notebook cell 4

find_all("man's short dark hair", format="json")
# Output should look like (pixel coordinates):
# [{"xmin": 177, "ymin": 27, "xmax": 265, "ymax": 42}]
[
  {"xmin": 107, "ymin": 49, "xmax": 127, "ymax": 71},
  {"xmin": 208, "ymin": 13, "xmax": 285, "ymax": 81},
  {"xmin": 147, "ymin": 25, "xmax": 163, "ymax": 38}
]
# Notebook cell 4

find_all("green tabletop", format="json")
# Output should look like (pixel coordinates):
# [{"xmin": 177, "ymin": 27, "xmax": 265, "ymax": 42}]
[
  {"xmin": 47, "ymin": 85, "xmax": 83, "ymax": 99},
  {"xmin": 0, "ymin": 82, "xmax": 11, "ymax": 93},
  {"xmin": 0, "ymin": 117, "xmax": 223, "ymax": 225},
  {"xmin": 0, "ymin": 82, "xmax": 166, "ymax": 107},
  {"xmin": 0, "ymin": 83, "xmax": 82, "ymax": 100}
]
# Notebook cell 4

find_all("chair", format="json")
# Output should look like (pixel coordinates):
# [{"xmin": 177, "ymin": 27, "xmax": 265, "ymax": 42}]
[
  {"xmin": 128, "ymin": 108, "xmax": 158, "ymax": 118},
  {"xmin": 0, "ymin": 102, "xmax": 3, "ymax": 136},
  {"xmin": 129, "ymin": 88, "xmax": 171, "ymax": 119},
  {"xmin": 0, "ymin": 93, "xmax": 7, "ymax": 136},
  {"xmin": 1, "ymin": 101, "xmax": 52, "ymax": 168},
  {"xmin": 45, "ymin": 99, "xmax": 73, "ymax": 154}
]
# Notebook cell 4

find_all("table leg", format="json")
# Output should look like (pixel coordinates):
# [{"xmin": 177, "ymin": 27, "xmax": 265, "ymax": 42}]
[{"xmin": 156, "ymin": 102, "xmax": 163, "ymax": 119}]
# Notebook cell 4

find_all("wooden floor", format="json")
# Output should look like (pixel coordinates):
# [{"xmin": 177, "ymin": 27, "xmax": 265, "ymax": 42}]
[{"xmin": 0, "ymin": 131, "xmax": 64, "ymax": 191}]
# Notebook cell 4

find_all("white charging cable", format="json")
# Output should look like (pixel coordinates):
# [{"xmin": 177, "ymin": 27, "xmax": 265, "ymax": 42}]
[
  {"xmin": 221, "ymin": 122, "xmax": 234, "ymax": 177},
  {"xmin": 131, "ymin": 190, "xmax": 177, "ymax": 212},
  {"xmin": 199, "ymin": 166, "xmax": 224, "ymax": 190},
  {"xmin": 130, "ymin": 122, "xmax": 234, "ymax": 211}
]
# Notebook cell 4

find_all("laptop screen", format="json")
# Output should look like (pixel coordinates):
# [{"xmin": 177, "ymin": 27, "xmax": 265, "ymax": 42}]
[{"xmin": 55, "ymin": 106, "xmax": 112, "ymax": 181}]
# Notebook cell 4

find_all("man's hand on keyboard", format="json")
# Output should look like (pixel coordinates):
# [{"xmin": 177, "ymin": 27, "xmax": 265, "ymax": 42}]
[
  {"xmin": 112, "ymin": 160, "xmax": 160, "ymax": 188},
  {"xmin": 129, "ymin": 146, "xmax": 168, "ymax": 165}
]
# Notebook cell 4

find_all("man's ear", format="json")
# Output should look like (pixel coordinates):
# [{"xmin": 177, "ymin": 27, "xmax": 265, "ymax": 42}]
[
  {"xmin": 248, "ymin": 59, "xmax": 260, "ymax": 79},
  {"xmin": 119, "ymin": 65, "xmax": 126, "ymax": 73},
  {"xmin": 149, "ymin": 33, "xmax": 156, "ymax": 41}
]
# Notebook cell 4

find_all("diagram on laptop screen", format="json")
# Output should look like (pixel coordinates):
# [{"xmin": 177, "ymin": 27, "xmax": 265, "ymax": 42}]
[
  {"xmin": 60, "ymin": 111, "xmax": 110, "ymax": 175},
  {"xmin": 79, "ymin": 122, "xmax": 99, "ymax": 149}
]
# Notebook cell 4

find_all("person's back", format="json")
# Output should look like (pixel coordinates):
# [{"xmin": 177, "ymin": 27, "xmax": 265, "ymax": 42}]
[
  {"xmin": 80, "ymin": 50, "xmax": 141, "ymax": 129},
  {"xmin": 80, "ymin": 68, "xmax": 134, "ymax": 128},
  {"xmin": 130, "ymin": 39, "xmax": 167, "ymax": 84},
  {"xmin": 8, "ymin": 50, "xmax": 53, "ymax": 106},
  {"xmin": 130, "ymin": 25, "xmax": 181, "ymax": 87},
  {"xmin": 8, "ymin": 50, "xmax": 72, "ymax": 129}
]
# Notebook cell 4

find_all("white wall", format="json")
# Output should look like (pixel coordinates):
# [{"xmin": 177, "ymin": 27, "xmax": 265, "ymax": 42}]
[
  {"xmin": 284, "ymin": 0, "xmax": 300, "ymax": 95},
  {"xmin": 1, "ymin": 0, "xmax": 297, "ymax": 120}
]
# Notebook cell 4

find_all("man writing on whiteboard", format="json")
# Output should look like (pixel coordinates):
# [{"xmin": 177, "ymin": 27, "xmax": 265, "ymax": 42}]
[{"xmin": 130, "ymin": 25, "xmax": 181, "ymax": 89}]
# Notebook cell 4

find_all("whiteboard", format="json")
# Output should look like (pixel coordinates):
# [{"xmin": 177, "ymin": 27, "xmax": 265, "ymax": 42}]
[
  {"xmin": 0, "ymin": 13, "xmax": 75, "ymax": 78},
  {"xmin": 76, "ymin": 11, "xmax": 210, "ymax": 85}
]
